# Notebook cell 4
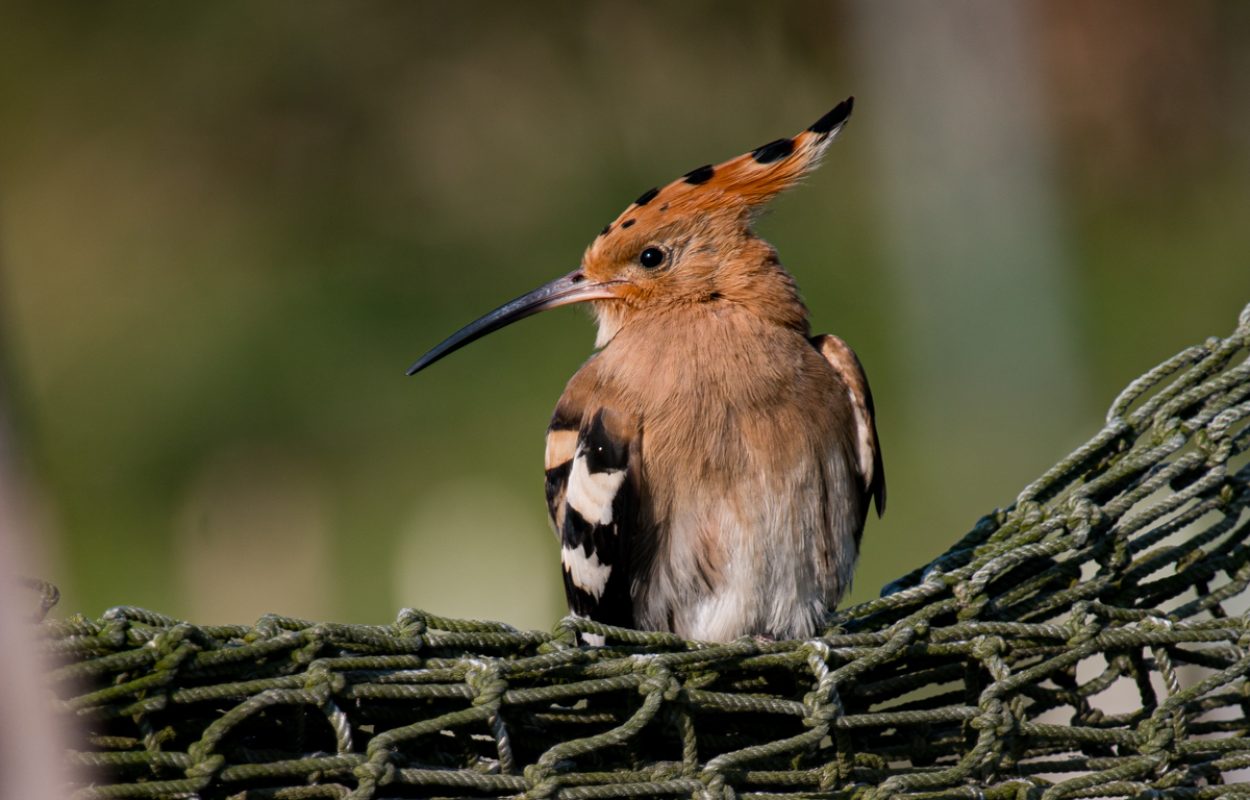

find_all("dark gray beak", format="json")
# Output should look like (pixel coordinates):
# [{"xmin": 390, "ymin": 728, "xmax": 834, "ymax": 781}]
[{"xmin": 406, "ymin": 270, "xmax": 619, "ymax": 376}]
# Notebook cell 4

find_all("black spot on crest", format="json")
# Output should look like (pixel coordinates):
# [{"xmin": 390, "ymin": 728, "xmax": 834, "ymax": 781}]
[
  {"xmin": 683, "ymin": 164, "xmax": 714, "ymax": 184},
  {"xmin": 600, "ymin": 224, "xmax": 611, "ymax": 237},
  {"xmin": 621, "ymin": 219, "xmax": 635, "ymax": 229},
  {"xmin": 659, "ymin": 203, "xmax": 669, "ymax": 212},
  {"xmin": 752, "ymin": 137, "xmax": 795, "ymax": 164},
  {"xmin": 634, "ymin": 187, "xmax": 659, "ymax": 206},
  {"xmin": 809, "ymin": 97, "xmax": 854, "ymax": 136}
]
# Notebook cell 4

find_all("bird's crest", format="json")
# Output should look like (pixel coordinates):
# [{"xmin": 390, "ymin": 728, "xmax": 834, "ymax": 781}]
[{"xmin": 594, "ymin": 97, "xmax": 853, "ymax": 242}]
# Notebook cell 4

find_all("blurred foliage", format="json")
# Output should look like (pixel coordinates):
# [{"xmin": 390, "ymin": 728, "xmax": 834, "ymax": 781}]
[{"xmin": 0, "ymin": 1, "xmax": 1247, "ymax": 629}]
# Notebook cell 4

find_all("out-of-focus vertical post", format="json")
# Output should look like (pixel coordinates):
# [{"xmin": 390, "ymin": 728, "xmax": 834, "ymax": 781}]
[
  {"xmin": 0, "ymin": 312, "xmax": 68, "ymax": 797},
  {"xmin": 848, "ymin": 0, "xmax": 1085, "ymax": 507}
]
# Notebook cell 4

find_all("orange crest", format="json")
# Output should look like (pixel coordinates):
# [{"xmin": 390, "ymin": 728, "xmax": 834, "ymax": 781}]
[{"xmin": 591, "ymin": 98, "xmax": 853, "ymax": 250}]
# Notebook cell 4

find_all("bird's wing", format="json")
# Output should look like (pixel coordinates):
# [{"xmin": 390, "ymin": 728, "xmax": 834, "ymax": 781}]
[
  {"xmin": 813, "ymin": 334, "xmax": 886, "ymax": 518},
  {"xmin": 544, "ymin": 401, "xmax": 640, "ymax": 630}
]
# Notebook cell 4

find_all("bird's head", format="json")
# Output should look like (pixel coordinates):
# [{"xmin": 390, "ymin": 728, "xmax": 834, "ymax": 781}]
[{"xmin": 408, "ymin": 98, "xmax": 853, "ymax": 375}]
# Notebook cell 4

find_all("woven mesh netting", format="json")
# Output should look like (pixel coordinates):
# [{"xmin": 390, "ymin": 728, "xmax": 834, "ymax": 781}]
[{"xmin": 44, "ymin": 304, "xmax": 1250, "ymax": 800}]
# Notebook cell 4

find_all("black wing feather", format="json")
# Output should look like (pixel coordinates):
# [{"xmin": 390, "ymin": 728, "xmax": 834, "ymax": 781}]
[{"xmin": 545, "ymin": 408, "xmax": 638, "ymax": 630}]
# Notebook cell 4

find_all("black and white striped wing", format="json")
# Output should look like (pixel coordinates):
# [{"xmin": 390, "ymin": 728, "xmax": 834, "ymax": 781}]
[
  {"xmin": 544, "ymin": 407, "xmax": 638, "ymax": 630},
  {"xmin": 813, "ymin": 334, "xmax": 886, "ymax": 521}
]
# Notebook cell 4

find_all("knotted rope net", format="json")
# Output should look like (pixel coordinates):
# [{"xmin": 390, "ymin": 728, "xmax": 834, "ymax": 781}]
[{"xmin": 42, "ymin": 304, "xmax": 1250, "ymax": 799}]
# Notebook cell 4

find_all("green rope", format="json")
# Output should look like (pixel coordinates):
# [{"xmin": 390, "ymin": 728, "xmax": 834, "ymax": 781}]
[{"xmin": 40, "ymin": 302, "xmax": 1250, "ymax": 799}]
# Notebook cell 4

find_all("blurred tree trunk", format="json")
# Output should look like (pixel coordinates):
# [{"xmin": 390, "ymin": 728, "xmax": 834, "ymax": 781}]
[
  {"xmin": 0, "ymin": 258, "xmax": 67, "ymax": 800},
  {"xmin": 849, "ymin": 0, "xmax": 1086, "ymax": 512}
]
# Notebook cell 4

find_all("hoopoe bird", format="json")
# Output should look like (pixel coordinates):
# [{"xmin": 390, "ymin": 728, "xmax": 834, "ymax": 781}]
[{"xmin": 408, "ymin": 98, "xmax": 884, "ymax": 642}]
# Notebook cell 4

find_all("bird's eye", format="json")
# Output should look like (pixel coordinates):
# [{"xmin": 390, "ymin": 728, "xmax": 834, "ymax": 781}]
[{"xmin": 638, "ymin": 247, "xmax": 666, "ymax": 269}]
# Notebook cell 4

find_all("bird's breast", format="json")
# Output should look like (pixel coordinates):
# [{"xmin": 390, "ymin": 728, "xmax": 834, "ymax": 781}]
[
  {"xmin": 585, "ymin": 313, "xmax": 861, "ymax": 640},
  {"xmin": 598, "ymin": 313, "xmax": 847, "ymax": 475}
]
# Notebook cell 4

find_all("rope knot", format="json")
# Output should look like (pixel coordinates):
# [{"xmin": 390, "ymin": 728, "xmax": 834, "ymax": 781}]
[
  {"xmin": 292, "ymin": 626, "xmax": 329, "ymax": 666},
  {"xmin": 147, "ymin": 622, "xmax": 189, "ymax": 652},
  {"xmin": 971, "ymin": 635, "xmax": 1005, "ymax": 661},
  {"xmin": 523, "ymin": 763, "xmax": 560, "ymax": 799},
  {"xmin": 803, "ymin": 693, "xmax": 839, "ymax": 727},
  {"xmin": 905, "ymin": 619, "xmax": 929, "ymax": 640},
  {"xmin": 1065, "ymin": 609, "xmax": 1101, "ymax": 648},
  {"xmin": 396, "ymin": 607, "xmax": 428, "ymax": 636},
  {"xmin": 354, "ymin": 756, "xmax": 396, "ymax": 788},
  {"xmin": 185, "ymin": 752, "xmax": 225, "ymax": 780},
  {"xmin": 1139, "ymin": 616, "xmax": 1173, "ymax": 633},
  {"xmin": 98, "ymin": 619, "xmax": 129, "ymax": 649},
  {"xmin": 147, "ymin": 624, "xmax": 199, "ymax": 673},
  {"xmin": 972, "ymin": 697, "xmax": 1012, "ymax": 736},
  {"xmin": 1013, "ymin": 500, "xmax": 1045, "ymax": 528},
  {"xmin": 637, "ymin": 661, "xmax": 679, "ymax": 701},
  {"xmin": 1138, "ymin": 718, "xmax": 1175, "ymax": 757},
  {"xmin": 817, "ymin": 761, "xmax": 841, "ymax": 791},
  {"xmin": 802, "ymin": 639, "xmax": 832, "ymax": 674},
  {"xmin": 1236, "ymin": 626, "xmax": 1250, "ymax": 651},
  {"xmin": 552, "ymin": 617, "xmax": 580, "ymax": 648},
  {"xmin": 302, "ymin": 661, "xmax": 347, "ymax": 698},
  {"xmin": 466, "ymin": 660, "xmax": 508, "ymax": 708},
  {"xmin": 699, "ymin": 769, "xmax": 733, "ymax": 800},
  {"xmin": 186, "ymin": 741, "xmax": 213, "ymax": 767},
  {"xmin": 1065, "ymin": 497, "xmax": 1103, "ymax": 545}
]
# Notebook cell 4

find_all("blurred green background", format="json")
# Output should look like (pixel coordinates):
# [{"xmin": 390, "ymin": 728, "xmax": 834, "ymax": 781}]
[{"xmin": 1, "ymin": 1, "xmax": 1247, "ymax": 630}]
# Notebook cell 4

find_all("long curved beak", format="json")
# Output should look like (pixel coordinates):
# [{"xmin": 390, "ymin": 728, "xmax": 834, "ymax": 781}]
[{"xmin": 406, "ymin": 270, "xmax": 620, "ymax": 376}]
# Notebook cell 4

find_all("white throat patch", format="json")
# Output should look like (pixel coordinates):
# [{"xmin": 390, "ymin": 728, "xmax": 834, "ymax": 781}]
[{"xmin": 593, "ymin": 306, "xmax": 625, "ymax": 348}]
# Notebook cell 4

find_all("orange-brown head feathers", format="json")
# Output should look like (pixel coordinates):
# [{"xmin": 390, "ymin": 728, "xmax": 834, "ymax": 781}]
[
  {"xmin": 595, "ymin": 98, "xmax": 853, "ymax": 243},
  {"xmin": 407, "ymin": 98, "xmax": 854, "ymax": 376},
  {"xmin": 582, "ymin": 98, "xmax": 853, "ymax": 345}
]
